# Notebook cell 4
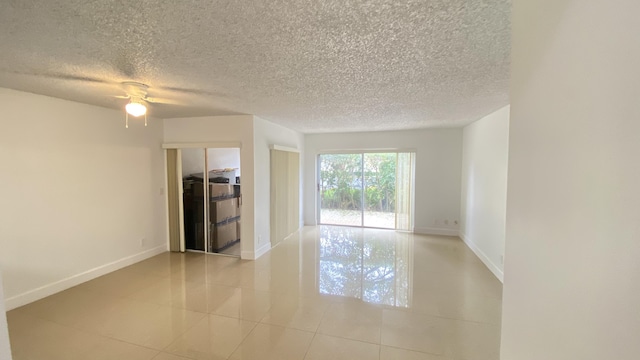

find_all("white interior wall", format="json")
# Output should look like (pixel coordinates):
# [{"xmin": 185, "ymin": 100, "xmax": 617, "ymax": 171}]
[
  {"xmin": 253, "ymin": 117, "xmax": 304, "ymax": 254},
  {"xmin": 460, "ymin": 106, "xmax": 510, "ymax": 281},
  {"xmin": 181, "ymin": 148, "xmax": 205, "ymax": 177},
  {"xmin": 502, "ymin": 1, "xmax": 640, "ymax": 359},
  {"xmin": 207, "ymin": 148, "xmax": 241, "ymax": 176},
  {"xmin": 0, "ymin": 88, "xmax": 167, "ymax": 310},
  {"xmin": 303, "ymin": 129, "xmax": 462, "ymax": 234},
  {"xmin": 163, "ymin": 115, "xmax": 258, "ymax": 258},
  {"xmin": 180, "ymin": 148, "xmax": 241, "ymax": 178},
  {"xmin": 0, "ymin": 270, "xmax": 12, "ymax": 360}
]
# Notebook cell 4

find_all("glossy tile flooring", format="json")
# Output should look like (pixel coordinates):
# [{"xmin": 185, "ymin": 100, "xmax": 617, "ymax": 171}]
[
  {"xmin": 7, "ymin": 226, "xmax": 502, "ymax": 360},
  {"xmin": 218, "ymin": 241, "xmax": 241, "ymax": 257}
]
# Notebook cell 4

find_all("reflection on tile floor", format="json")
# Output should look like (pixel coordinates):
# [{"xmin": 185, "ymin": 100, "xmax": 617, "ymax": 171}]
[
  {"xmin": 7, "ymin": 226, "xmax": 502, "ymax": 360},
  {"xmin": 318, "ymin": 226, "xmax": 412, "ymax": 307}
]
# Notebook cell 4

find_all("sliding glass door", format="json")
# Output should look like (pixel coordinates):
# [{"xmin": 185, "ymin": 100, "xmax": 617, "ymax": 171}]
[
  {"xmin": 319, "ymin": 152, "xmax": 415, "ymax": 230},
  {"xmin": 181, "ymin": 148, "xmax": 206, "ymax": 251},
  {"xmin": 363, "ymin": 153, "xmax": 396, "ymax": 228},
  {"xmin": 180, "ymin": 147, "xmax": 242, "ymax": 255},
  {"xmin": 319, "ymin": 154, "xmax": 363, "ymax": 226}
]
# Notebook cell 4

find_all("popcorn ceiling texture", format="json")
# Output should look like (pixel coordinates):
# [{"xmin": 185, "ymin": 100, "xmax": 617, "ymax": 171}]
[{"xmin": 0, "ymin": 0, "xmax": 510, "ymax": 133}]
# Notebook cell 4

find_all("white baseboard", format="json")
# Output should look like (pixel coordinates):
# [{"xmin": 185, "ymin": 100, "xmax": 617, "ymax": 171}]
[
  {"xmin": 255, "ymin": 242, "xmax": 271, "ymax": 259},
  {"xmin": 413, "ymin": 227, "xmax": 459, "ymax": 236},
  {"xmin": 5, "ymin": 245, "xmax": 167, "ymax": 311},
  {"xmin": 459, "ymin": 233, "xmax": 504, "ymax": 283},
  {"xmin": 241, "ymin": 242, "xmax": 272, "ymax": 260}
]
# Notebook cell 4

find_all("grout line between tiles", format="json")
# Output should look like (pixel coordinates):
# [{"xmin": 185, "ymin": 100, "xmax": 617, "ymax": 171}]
[
  {"xmin": 225, "ymin": 320, "xmax": 260, "ymax": 359},
  {"xmin": 9, "ymin": 312, "xmax": 166, "ymax": 355},
  {"xmin": 301, "ymin": 332, "xmax": 318, "ymax": 360}
]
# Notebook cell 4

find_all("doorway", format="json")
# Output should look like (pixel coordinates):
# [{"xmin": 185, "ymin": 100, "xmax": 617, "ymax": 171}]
[
  {"xmin": 178, "ymin": 147, "xmax": 242, "ymax": 256},
  {"xmin": 318, "ymin": 152, "xmax": 415, "ymax": 230}
]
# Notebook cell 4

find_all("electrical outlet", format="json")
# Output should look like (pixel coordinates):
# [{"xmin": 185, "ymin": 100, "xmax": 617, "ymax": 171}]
[
  {"xmin": 140, "ymin": 238, "xmax": 145, "ymax": 247},
  {"xmin": 500, "ymin": 255, "xmax": 504, "ymax": 265}
]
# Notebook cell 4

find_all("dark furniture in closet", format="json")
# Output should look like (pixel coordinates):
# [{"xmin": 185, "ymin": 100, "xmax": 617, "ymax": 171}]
[{"xmin": 183, "ymin": 177, "xmax": 241, "ymax": 253}]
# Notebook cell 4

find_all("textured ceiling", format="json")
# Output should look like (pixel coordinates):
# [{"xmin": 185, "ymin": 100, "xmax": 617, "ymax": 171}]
[{"xmin": 0, "ymin": 0, "xmax": 510, "ymax": 133}]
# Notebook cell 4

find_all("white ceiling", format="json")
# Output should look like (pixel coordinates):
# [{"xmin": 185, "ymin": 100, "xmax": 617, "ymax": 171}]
[{"xmin": 0, "ymin": 0, "xmax": 510, "ymax": 133}]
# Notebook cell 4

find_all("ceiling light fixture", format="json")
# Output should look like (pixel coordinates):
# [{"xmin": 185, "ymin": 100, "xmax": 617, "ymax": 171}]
[
  {"xmin": 125, "ymin": 100, "xmax": 146, "ymax": 117},
  {"xmin": 124, "ymin": 99, "xmax": 148, "ymax": 128}
]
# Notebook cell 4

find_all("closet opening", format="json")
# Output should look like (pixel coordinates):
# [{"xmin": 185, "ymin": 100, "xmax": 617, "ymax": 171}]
[{"xmin": 166, "ymin": 145, "xmax": 242, "ymax": 257}]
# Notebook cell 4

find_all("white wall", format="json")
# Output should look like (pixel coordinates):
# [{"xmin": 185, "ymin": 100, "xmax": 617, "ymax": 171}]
[
  {"xmin": 180, "ymin": 148, "xmax": 241, "ymax": 178},
  {"xmin": 460, "ymin": 106, "xmax": 509, "ymax": 282},
  {"xmin": 181, "ymin": 147, "xmax": 206, "ymax": 177},
  {"xmin": 304, "ymin": 129, "xmax": 462, "ymax": 235},
  {"xmin": 253, "ymin": 117, "xmax": 304, "ymax": 254},
  {"xmin": 502, "ymin": 1, "xmax": 640, "ymax": 359},
  {"xmin": 0, "ymin": 271, "xmax": 12, "ymax": 360},
  {"xmin": 207, "ymin": 148, "xmax": 241, "ymax": 176},
  {"xmin": 0, "ymin": 88, "xmax": 167, "ymax": 310},
  {"xmin": 163, "ymin": 115, "xmax": 258, "ymax": 258}
]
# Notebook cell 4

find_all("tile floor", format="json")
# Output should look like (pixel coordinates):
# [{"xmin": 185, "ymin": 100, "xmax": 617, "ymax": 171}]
[
  {"xmin": 218, "ymin": 241, "xmax": 241, "ymax": 257},
  {"xmin": 6, "ymin": 225, "xmax": 502, "ymax": 360}
]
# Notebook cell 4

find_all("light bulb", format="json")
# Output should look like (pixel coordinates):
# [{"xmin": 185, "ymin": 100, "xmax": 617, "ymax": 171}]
[{"xmin": 125, "ymin": 101, "xmax": 147, "ymax": 117}]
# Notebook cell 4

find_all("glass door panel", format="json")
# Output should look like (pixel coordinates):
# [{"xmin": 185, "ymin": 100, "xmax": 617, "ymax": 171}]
[
  {"xmin": 181, "ymin": 148, "xmax": 206, "ymax": 251},
  {"xmin": 319, "ymin": 153, "xmax": 363, "ymax": 226},
  {"xmin": 363, "ymin": 153, "xmax": 397, "ymax": 229},
  {"xmin": 207, "ymin": 148, "xmax": 241, "ymax": 256}
]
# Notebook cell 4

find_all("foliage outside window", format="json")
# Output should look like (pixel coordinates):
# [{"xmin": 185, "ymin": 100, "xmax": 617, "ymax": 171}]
[{"xmin": 320, "ymin": 153, "xmax": 396, "ymax": 213}]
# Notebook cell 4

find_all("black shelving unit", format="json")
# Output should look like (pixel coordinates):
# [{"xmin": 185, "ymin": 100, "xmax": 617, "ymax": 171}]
[{"xmin": 183, "ymin": 179, "xmax": 241, "ymax": 253}]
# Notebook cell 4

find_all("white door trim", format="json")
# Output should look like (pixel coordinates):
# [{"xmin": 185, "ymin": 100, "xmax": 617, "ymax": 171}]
[
  {"xmin": 269, "ymin": 144, "xmax": 300, "ymax": 153},
  {"xmin": 163, "ymin": 141, "xmax": 242, "ymax": 149}
]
